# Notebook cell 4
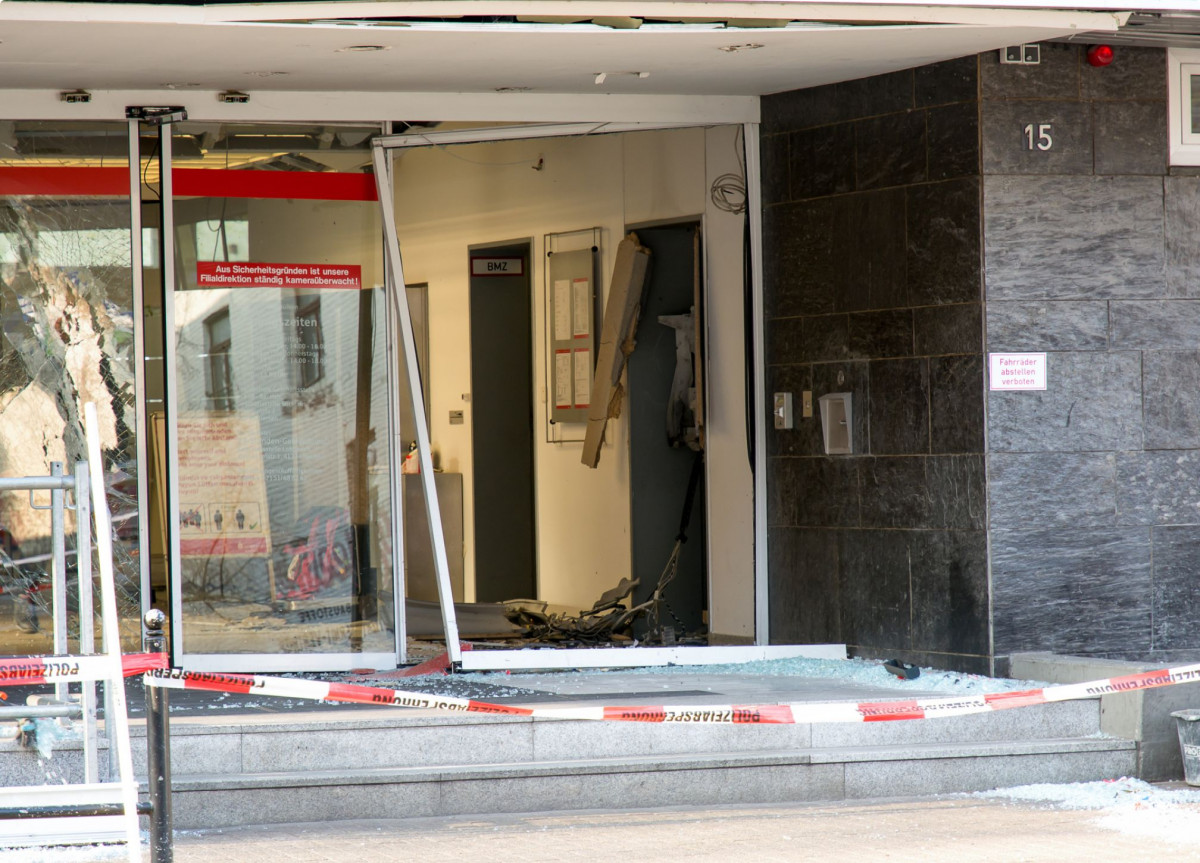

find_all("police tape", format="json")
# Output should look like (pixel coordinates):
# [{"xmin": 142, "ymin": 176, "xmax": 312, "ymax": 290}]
[
  {"xmin": 141, "ymin": 659, "xmax": 1200, "ymax": 725},
  {"xmin": 0, "ymin": 652, "xmax": 167, "ymax": 686}
]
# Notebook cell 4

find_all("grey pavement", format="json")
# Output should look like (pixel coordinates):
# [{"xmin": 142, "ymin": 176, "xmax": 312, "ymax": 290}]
[{"xmin": 165, "ymin": 793, "xmax": 1200, "ymax": 862}]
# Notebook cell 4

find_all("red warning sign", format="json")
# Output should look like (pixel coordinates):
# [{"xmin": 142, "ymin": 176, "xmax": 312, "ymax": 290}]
[{"xmin": 196, "ymin": 262, "xmax": 362, "ymax": 290}]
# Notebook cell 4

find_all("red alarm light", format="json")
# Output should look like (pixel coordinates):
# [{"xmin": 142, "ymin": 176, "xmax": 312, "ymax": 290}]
[{"xmin": 1087, "ymin": 45, "xmax": 1114, "ymax": 67}]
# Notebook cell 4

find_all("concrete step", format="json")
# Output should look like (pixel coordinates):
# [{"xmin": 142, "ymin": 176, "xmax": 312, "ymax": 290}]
[
  {"xmin": 164, "ymin": 737, "xmax": 1136, "ymax": 828},
  {"xmin": 1, "ymin": 695, "xmax": 1137, "ymax": 830},
  {"xmin": 150, "ymin": 697, "xmax": 1133, "ymax": 828},
  {"xmin": 116, "ymin": 698, "xmax": 1107, "ymax": 778},
  {"xmin": 0, "ymin": 699, "xmax": 1113, "ymax": 778}
]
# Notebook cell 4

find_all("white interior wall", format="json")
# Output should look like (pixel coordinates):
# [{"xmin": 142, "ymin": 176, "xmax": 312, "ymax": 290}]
[
  {"xmin": 702, "ymin": 126, "xmax": 755, "ymax": 640},
  {"xmin": 391, "ymin": 126, "xmax": 753, "ymax": 622}
]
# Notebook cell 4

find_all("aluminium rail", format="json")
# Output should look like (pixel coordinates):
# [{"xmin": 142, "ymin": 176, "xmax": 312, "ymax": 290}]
[
  {"xmin": 0, "ymin": 462, "xmax": 102, "ymax": 773},
  {"xmin": 0, "ymin": 447, "xmax": 141, "ymax": 859}
]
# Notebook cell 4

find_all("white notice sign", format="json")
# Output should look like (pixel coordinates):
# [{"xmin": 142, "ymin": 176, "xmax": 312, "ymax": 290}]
[
  {"xmin": 553, "ymin": 279, "xmax": 571, "ymax": 341},
  {"xmin": 554, "ymin": 351, "xmax": 572, "ymax": 408},
  {"xmin": 989, "ymin": 353, "xmax": 1047, "ymax": 391},
  {"xmin": 573, "ymin": 348, "xmax": 591, "ymax": 408},
  {"xmin": 572, "ymin": 277, "xmax": 591, "ymax": 338}
]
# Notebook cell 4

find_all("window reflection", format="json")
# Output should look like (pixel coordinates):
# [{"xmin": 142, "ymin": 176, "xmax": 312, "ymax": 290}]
[
  {"xmin": 195, "ymin": 219, "xmax": 249, "ymax": 263},
  {"xmin": 203, "ymin": 307, "xmax": 234, "ymax": 411},
  {"xmin": 170, "ymin": 123, "xmax": 393, "ymax": 660},
  {"xmin": 287, "ymin": 292, "xmax": 324, "ymax": 390}
]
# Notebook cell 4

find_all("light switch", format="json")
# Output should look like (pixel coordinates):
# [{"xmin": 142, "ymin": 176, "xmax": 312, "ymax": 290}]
[{"xmin": 802, "ymin": 390, "xmax": 813, "ymax": 418}]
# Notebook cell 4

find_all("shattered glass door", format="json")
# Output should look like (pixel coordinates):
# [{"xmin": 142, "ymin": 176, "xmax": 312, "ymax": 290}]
[
  {"xmin": 0, "ymin": 122, "xmax": 143, "ymax": 653},
  {"xmin": 164, "ymin": 124, "xmax": 397, "ymax": 670}
]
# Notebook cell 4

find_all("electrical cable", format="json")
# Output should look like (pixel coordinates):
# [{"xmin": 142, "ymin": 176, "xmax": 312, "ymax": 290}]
[
  {"xmin": 142, "ymin": 135, "xmax": 161, "ymax": 201},
  {"xmin": 709, "ymin": 126, "xmax": 747, "ymax": 215}
]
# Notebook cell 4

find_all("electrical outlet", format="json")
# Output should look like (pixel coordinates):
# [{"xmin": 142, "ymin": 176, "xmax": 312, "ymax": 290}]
[{"xmin": 1000, "ymin": 44, "xmax": 1041, "ymax": 65}]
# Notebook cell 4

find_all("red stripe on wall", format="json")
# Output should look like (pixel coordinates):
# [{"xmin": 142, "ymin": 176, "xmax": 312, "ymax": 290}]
[
  {"xmin": 0, "ymin": 167, "xmax": 378, "ymax": 201},
  {"xmin": 174, "ymin": 169, "xmax": 378, "ymax": 201},
  {"xmin": 0, "ymin": 167, "xmax": 128, "ymax": 196}
]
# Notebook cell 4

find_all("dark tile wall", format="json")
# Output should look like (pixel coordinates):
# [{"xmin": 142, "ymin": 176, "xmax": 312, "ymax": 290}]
[
  {"xmin": 761, "ymin": 57, "xmax": 990, "ymax": 673},
  {"xmin": 981, "ymin": 45, "xmax": 1194, "ymax": 664},
  {"xmin": 761, "ymin": 44, "xmax": 1192, "ymax": 671}
]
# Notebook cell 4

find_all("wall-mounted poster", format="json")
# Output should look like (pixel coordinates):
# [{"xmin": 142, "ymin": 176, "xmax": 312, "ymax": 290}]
[{"xmin": 176, "ymin": 412, "xmax": 271, "ymax": 559}]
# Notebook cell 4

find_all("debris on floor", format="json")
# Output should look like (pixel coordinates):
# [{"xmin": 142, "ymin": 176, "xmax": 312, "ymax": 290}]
[
  {"xmin": 882, "ymin": 659, "xmax": 921, "ymax": 680},
  {"xmin": 977, "ymin": 778, "xmax": 1200, "ymax": 846},
  {"xmin": 503, "ymin": 578, "xmax": 643, "ymax": 643}
]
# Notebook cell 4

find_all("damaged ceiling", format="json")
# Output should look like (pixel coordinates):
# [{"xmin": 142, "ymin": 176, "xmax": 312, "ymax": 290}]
[{"xmin": 0, "ymin": 2, "xmax": 1127, "ymax": 98}]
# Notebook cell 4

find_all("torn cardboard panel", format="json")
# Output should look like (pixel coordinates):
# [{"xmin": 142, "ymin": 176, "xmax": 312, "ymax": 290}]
[{"xmin": 582, "ymin": 232, "xmax": 651, "ymax": 468}]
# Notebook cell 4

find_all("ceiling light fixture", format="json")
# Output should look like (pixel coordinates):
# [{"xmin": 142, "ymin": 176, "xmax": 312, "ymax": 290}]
[
  {"xmin": 719, "ymin": 43, "xmax": 765, "ymax": 52},
  {"xmin": 495, "ymin": 86, "xmax": 534, "ymax": 93},
  {"xmin": 218, "ymin": 90, "xmax": 251, "ymax": 104},
  {"xmin": 338, "ymin": 44, "xmax": 389, "ymax": 52},
  {"xmin": 59, "ymin": 90, "xmax": 92, "ymax": 104},
  {"xmin": 593, "ymin": 71, "xmax": 650, "ymax": 85}
]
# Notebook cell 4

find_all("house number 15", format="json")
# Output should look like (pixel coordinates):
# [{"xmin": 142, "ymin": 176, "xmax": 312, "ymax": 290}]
[{"xmin": 1023, "ymin": 123, "xmax": 1053, "ymax": 151}]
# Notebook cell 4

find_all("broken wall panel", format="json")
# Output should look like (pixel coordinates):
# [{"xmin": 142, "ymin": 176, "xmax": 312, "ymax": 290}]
[{"xmin": 581, "ymin": 232, "xmax": 650, "ymax": 469}]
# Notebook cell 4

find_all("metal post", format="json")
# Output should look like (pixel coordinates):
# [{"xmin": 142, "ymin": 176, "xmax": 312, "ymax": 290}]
[
  {"xmin": 75, "ymin": 461, "xmax": 99, "ymax": 783},
  {"xmin": 143, "ymin": 608, "xmax": 172, "ymax": 863},
  {"xmin": 372, "ymin": 142, "xmax": 462, "ymax": 663},
  {"xmin": 50, "ymin": 461, "xmax": 68, "ymax": 702},
  {"xmin": 129, "ymin": 116, "xmax": 153, "ymax": 644}
]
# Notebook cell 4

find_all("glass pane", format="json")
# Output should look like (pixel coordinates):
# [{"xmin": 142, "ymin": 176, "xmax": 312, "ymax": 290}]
[
  {"xmin": 169, "ymin": 124, "xmax": 394, "ymax": 658},
  {"xmin": 0, "ymin": 122, "xmax": 141, "ymax": 654}
]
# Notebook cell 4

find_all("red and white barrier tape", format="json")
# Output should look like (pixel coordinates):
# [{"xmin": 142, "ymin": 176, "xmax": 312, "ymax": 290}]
[
  {"xmin": 142, "ymin": 660, "xmax": 1200, "ymax": 725},
  {"xmin": 0, "ymin": 652, "xmax": 167, "ymax": 686},
  {"xmin": 144, "ymin": 667, "xmax": 532, "ymax": 716}
]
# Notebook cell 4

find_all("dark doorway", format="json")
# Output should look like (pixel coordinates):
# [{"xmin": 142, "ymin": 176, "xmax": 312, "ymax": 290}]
[
  {"xmin": 627, "ymin": 222, "xmax": 706, "ymax": 637},
  {"xmin": 469, "ymin": 241, "xmax": 536, "ymax": 602}
]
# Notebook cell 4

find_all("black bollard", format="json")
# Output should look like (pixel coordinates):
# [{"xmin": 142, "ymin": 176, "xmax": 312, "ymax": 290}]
[{"xmin": 143, "ymin": 609, "xmax": 173, "ymax": 863}]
